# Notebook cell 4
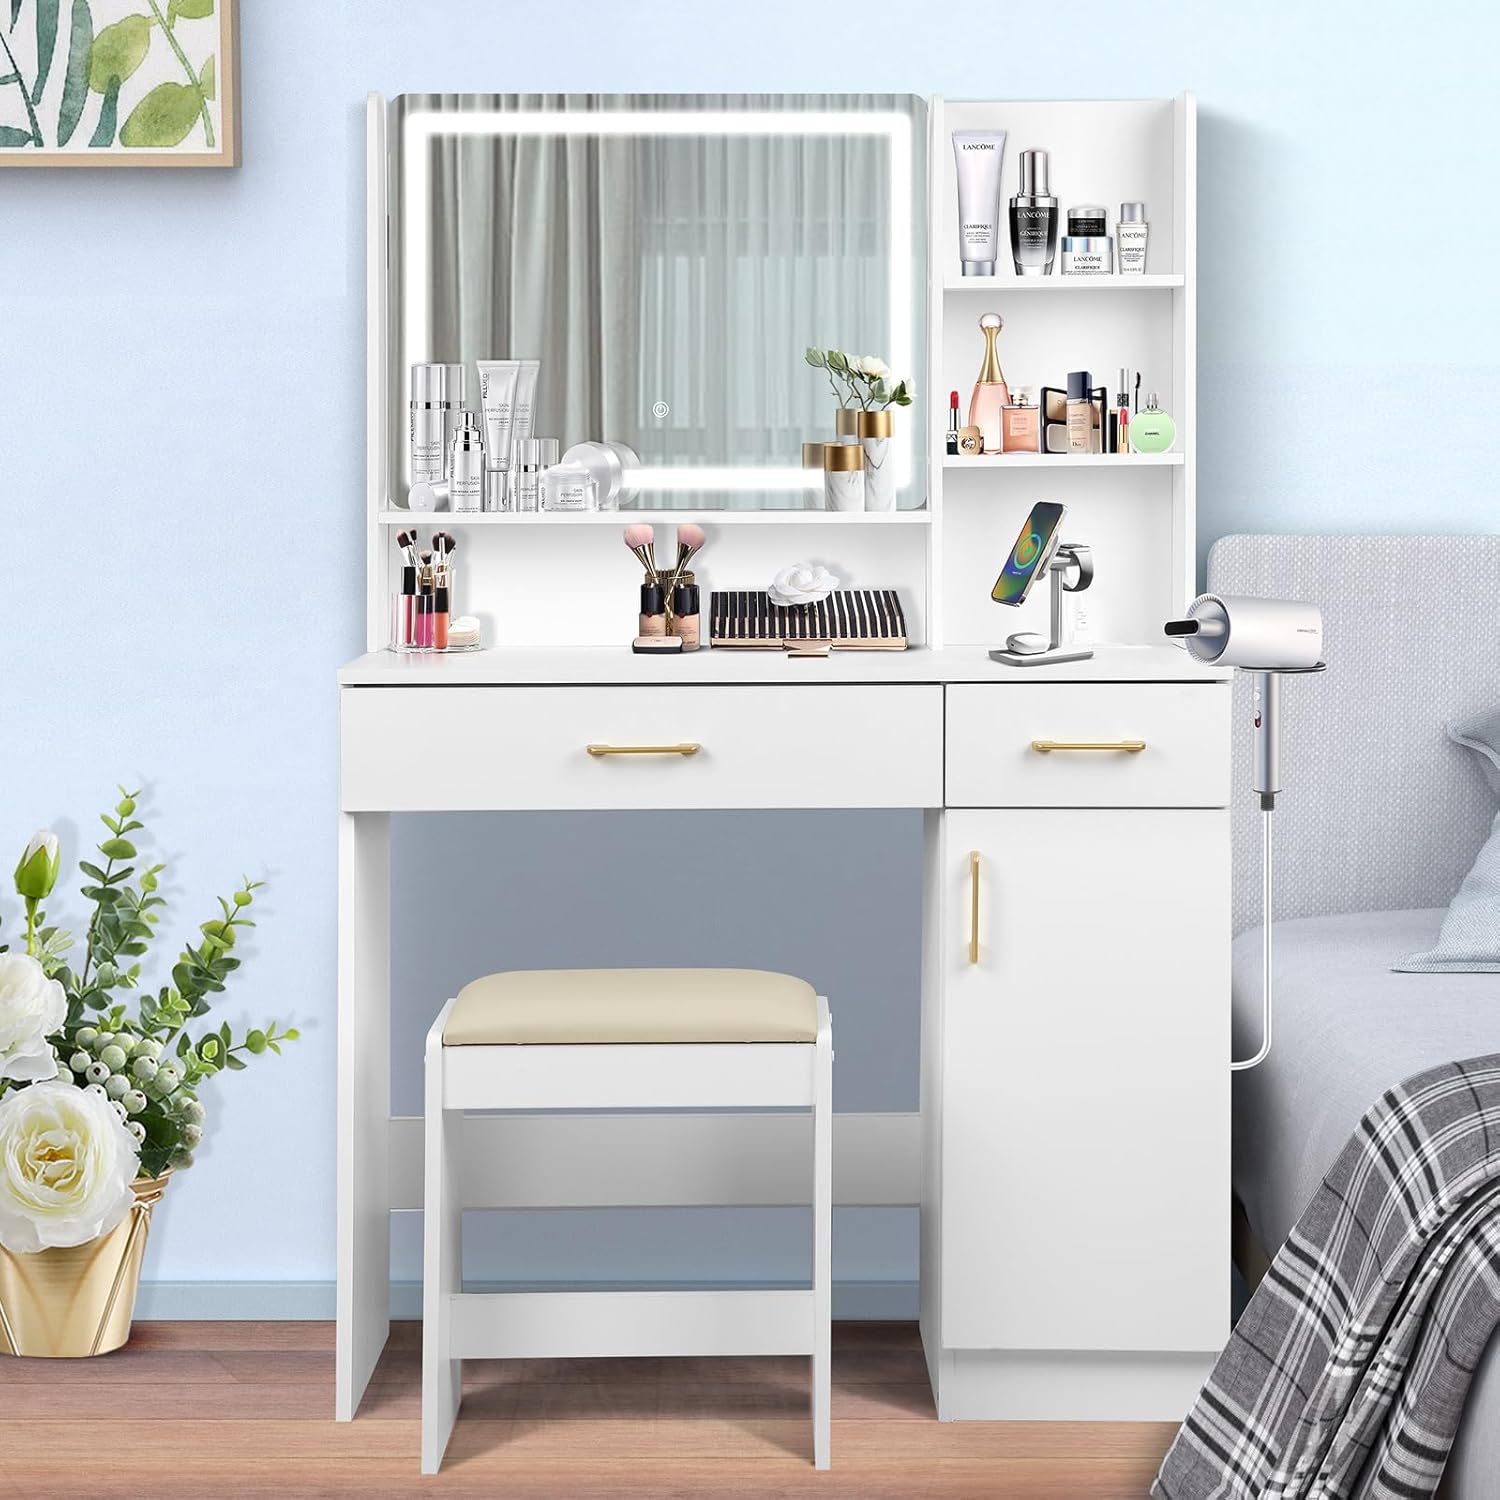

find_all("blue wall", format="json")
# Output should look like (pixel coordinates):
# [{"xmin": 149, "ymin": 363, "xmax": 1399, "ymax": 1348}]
[{"xmin": 1, "ymin": 0, "xmax": 1495, "ymax": 1308}]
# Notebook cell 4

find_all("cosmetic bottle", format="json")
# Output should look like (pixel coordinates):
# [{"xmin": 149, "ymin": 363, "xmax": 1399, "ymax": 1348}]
[
  {"xmin": 1066, "ymin": 371, "xmax": 1094, "ymax": 454},
  {"xmin": 410, "ymin": 364, "xmax": 464, "ymax": 484},
  {"xmin": 1117, "ymin": 203, "xmax": 1149, "ymax": 275},
  {"xmin": 946, "ymin": 390, "xmax": 960, "ymax": 456},
  {"xmin": 1114, "ymin": 368, "xmax": 1132, "ymax": 455},
  {"xmin": 512, "ymin": 438, "xmax": 559, "ymax": 514},
  {"xmin": 408, "ymin": 480, "xmax": 448, "ymax": 513},
  {"xmin": 969, "ymin": 313, "xmax": 1010, "ymax": 453},
  {"xmin": 1000, "ymin": 386, "xmax": 1041, "ymax": 454},
  {"xmin": 391, "ymin": 565, "xmax": 417, "ymax": 649},
  {"xmin": 640, "ymin": 583, "xmax": 667, "ymax": 638},
  {"xmin": 1060, "ymin": 237, "xmax": 1113, "ymax": 275},
  {"xmin": 416, "ymin": 572, "xmax": 434, "ymax": 649},
  {"xmin": 1008, "ymin": 149, "xmax": 1058, "ymax": 276},
  {"xmin": 671, "ymin": 576, "xmax": 701, "ymax": 652},
  {"xmin": 432, "ymin": 572, "xmax": 450, "ymax": 651},
  {"xmin": 1067, "ymin": 206, "xmax": 1108, "ymax": 237},
  {"xmin": 823, "ymin": 442, "xmax": 865, "ymax": 512},
  {"xmin": 541, "ymin": 461, "xmax": 598, "ymax": 513},
  {"xmin": 449, "ymin": 412, "xmax": 485, "ymax": 513},
  {"xmin": 1130, "ymin": 393, "xmax": 1177, "ymax": 453}
]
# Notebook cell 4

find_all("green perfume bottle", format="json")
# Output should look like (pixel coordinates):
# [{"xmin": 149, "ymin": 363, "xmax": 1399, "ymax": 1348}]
[{"xmin": 1130, "ymin": 392, "xmax": 1177, "ymax": 454}]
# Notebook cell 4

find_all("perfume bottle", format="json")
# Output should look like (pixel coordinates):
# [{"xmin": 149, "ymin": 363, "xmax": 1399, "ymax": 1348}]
[
  {"xmin": 968, "ymin": 313, "xmax": 1011, "ymax": 454},
  {"xmin": 1130, "ymin": 393, "xmax": 1177, "ymax": 453},
  {"xmin": 1000, "ymin": 385, "xmax": 1041, "ymax": 454},
  {"xmin": 1009, "ymin": 149, "xmax": 1059, "ymax": 276}
]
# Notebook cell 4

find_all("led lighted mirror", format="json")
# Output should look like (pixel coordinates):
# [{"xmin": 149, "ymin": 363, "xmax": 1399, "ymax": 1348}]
[{"xmin": 391, "ymin": 94, "xmax": 928, "ymax": 511}]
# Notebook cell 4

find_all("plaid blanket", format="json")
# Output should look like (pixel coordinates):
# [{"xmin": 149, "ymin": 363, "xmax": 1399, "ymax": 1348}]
[{"xmin": 1155, "ymin": 1056, "xmax": 1500, "ymax": 1499}]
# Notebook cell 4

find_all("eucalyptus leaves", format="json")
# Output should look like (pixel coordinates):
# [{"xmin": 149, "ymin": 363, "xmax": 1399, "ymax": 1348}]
[
  {"xmin": 0, "ymin": 0, "xmax": 219, "ymax": 153},
  {"xmin": 805, "ymin": 347, "xmax": 915, "ymax": 412},
  {"xmin": 0, "ymin": 787, "xmax": 294, "ymax": 1251}
]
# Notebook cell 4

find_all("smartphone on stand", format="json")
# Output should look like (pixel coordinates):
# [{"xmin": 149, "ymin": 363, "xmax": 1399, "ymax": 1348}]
[{"xmin": 991, "ymin": 501, "xmax": 1066, "ymax": 606}]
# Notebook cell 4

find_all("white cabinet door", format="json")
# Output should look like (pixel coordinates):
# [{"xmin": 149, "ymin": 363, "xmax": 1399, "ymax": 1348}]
[{"xmin": 940, "ymin": 809, "xmax": 1230, "ymax": 1354}]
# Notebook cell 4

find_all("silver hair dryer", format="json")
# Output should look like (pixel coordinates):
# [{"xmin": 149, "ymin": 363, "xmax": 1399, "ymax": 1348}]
[{"xmin": 1165, "ymin": 594, "xmax": 1324, "ymax": 808}]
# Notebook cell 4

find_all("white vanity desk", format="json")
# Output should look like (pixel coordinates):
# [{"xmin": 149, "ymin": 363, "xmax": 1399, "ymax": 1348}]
[{"xmin": 337, "ymin": 642, "xmax": 1232, "ymax": 1424}]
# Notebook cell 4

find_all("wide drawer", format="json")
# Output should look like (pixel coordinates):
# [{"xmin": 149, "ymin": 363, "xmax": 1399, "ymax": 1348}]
[
  {"xmin": 341, "ymin": 685, "xmax": 943, "ymax": 811},
  {"xmin": 945, "ymin": 683, "xmax": 1230, "ymax": 808}
]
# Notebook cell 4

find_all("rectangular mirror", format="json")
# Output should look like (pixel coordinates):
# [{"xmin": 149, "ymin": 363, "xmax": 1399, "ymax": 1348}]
[{"xmin": 390, "ymin": 93, "xmax": 928, "ymax": 512}]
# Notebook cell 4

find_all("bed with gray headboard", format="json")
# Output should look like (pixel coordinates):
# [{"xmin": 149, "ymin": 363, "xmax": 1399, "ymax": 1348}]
[{"xmin": 1209, "ymin": 533, "xmax": 1500, "ymax": 1496}]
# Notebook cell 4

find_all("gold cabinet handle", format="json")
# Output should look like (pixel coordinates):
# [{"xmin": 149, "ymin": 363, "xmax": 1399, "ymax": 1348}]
[
  {"xmin": 586, "ymin": 743, "xmax": 701, "ymax": 758},
  {"xmin": 1030, "ymin": 739, "xmax": 1147, "ymax": 753},
  {"xmin": 968, "ymin": 851, "xmax": 981, "ymax": 965}
]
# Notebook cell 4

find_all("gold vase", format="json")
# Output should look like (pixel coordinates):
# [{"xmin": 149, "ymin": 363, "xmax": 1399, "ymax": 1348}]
[
  {"xmin": 834, "ymin": 406, "xmax": 860, "ymax": 443},
  {"xmin": 0, "ymin": 1173, "xmax": 169, "ymax": 1358}
]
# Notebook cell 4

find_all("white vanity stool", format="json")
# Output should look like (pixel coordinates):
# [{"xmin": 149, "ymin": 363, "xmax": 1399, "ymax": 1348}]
[{"xmin": 421, "ymin": 967, "xmax": 834, "ymax": 1473}]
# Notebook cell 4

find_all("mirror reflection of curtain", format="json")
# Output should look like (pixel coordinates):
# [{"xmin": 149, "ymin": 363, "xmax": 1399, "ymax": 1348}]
[
  {"xmin": 635, "ymin": 99, "xmax": 891, "ymax": 509},
  {"xmin": 416, "ymin": 97, "xmax": 642, "ymax": 459}
]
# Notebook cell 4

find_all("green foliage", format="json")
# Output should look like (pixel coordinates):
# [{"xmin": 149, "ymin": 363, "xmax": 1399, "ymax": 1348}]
[
  {"xmin": 119, "ymin": 78, "xmax": 198, "ymax": 146},
  {"xmin": 804, "ymin": 347, "xmax": 915, "ymax": 412},
  {"xmin": 87, "ymin": 13, "xmax": 150, "ymax": 93},
  {"xmin": 55, "ymin": 0, "xmax": 94, "ymax": 148},
  {"xmin": 11, "ymin": 788, "xmax": 296, "ymax": 1182}
]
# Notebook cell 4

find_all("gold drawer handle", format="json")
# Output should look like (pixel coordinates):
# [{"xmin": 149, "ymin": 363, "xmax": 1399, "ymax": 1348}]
[
  {"xmin": 586, "ymin": 743, "xmax": 701, "ymax": 758},
  {"xmin": 1030, "ymin": 739, "xmax": 1147, "ymax": 754},
  {"xmin": 968, "ymin": 851, "xmax": 981, "ymax": 966}
]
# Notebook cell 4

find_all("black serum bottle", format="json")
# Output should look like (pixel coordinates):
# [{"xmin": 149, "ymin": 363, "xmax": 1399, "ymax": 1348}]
[{"xmin": 1009, "ymin": 148, "xmax": 1059, "ymax": 275}]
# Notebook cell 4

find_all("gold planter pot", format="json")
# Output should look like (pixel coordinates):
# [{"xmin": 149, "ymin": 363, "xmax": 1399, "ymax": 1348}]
[{"xmin": 0, "ymin": 1173, "xmax": 169, "ymax": 1358}]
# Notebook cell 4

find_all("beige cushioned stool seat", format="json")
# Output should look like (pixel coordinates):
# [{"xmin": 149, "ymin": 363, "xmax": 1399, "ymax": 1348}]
[{"xmin": 444, "ymin": 968, "xmax": 818, "ymax": 1046}]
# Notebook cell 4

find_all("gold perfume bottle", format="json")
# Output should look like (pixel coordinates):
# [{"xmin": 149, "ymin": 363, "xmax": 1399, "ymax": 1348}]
[{"xmin": 968, "ymin": 312, "xmax": 1011, "ymax": 454}]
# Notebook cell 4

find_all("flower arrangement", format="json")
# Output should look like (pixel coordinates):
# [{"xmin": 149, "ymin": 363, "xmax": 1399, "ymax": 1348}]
[
  {"xmin": 0, "ymin": 790, "xmax": 295, "ymax": 1253},
  {"xmin": 804, "ymin": 348, "xmax": 915, "ymax": 412}
]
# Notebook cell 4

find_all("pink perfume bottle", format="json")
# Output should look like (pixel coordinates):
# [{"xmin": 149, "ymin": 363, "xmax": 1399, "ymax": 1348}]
[{"xmin": 968, "ymin": 312, "xmax": 1011, "ymax": 454}]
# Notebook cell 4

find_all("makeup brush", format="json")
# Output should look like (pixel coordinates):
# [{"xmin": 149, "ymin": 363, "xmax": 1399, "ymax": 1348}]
[
  {"xmin": 396, "ymin": 531, "xmax": 418, "ymax": 569},
  {"xmin": 667, "ymin": 523, "xmax": 706, "ymax": 593},
  {"xmin": 623, "ymin": 524, "xmax": 658, "ymax": 583}
]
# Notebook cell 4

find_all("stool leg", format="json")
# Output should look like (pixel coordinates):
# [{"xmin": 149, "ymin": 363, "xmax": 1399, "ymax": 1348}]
[
  {"xmin": 812, "ymin": 1005, "xmax": 833, "ymax": 1470},
  {"xmin": 421, "ymin": 1040, "xmax": 462, "ymax": 1473}
]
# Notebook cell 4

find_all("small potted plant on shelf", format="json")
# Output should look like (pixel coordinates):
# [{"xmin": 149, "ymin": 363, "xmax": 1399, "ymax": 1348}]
[
  {"xmin": 804, "ymin": 348, "xmax": 915, "ymax": 512},
  {"xmin": 0, "ymin": 789, "xmax": 297, "ymax": 1358}
]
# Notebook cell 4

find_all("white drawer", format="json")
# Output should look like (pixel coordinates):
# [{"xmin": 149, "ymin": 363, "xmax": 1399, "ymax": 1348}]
[
  {"xmin": 945, "ymin": 683, "xmax": 1230, "ymax": 808},
  {"xmin": 341, "ymin": 685, "xmax": 943, "ymax": 812}
]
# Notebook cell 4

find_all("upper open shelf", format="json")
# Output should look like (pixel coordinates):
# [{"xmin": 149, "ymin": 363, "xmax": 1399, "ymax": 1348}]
[{"xmin": 944, "ymin": 274, "xmax": 1183, "ymax": 292}]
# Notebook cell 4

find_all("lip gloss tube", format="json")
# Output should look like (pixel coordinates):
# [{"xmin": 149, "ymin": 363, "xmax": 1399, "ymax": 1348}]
[
  {"xmin": 433, "ymin": 579, "xmax": 450, "ymax": 650},
  {"xmin": 392, "ymin": 565, "xmax": 417, "ymax": 648},
  {"xmin": 416, "ymin": 582, "xmax": 434, "ymax": 648}
]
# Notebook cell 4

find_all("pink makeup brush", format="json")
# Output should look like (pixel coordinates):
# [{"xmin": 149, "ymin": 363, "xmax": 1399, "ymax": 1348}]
[
  {"xmin": 667, "ymin": 523, "xmax": 706, "ymax": 592},
  {"xmin": 623, "ymin": 524, "xmax": 658, "ymax": 583}
]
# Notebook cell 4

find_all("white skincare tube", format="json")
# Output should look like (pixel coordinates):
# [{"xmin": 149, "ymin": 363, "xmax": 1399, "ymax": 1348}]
[
  {"xmin": 477, "ymin": 360, "xmax": 522, "ymax": 511},
  {"xmin": 513, "ymin": 360, "xmax": 540, "ymax": 450},
  {"xmin": 952, "ymin": 129, "xmax": 1007, "ymax": 277}
]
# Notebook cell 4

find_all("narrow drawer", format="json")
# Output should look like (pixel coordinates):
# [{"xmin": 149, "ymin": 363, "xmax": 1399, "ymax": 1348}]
[
  {"xmin": 341, "ymin": 685, "xmax": 943, "ymax": 812},
  {"xmin": 945, "ymin": 683, "xmax": 1230, "ymax": 808}
]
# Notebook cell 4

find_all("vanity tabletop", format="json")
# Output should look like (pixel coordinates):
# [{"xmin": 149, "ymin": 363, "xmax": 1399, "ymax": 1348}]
[{"xmin": 337, "ymin": 644, "xmax": 1230, "ymax": 688}]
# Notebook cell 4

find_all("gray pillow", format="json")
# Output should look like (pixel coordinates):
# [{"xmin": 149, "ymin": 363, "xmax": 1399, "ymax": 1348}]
[{"xmin": 1395, "ymin": 711, "xmax": 1500, "ymax": 972}]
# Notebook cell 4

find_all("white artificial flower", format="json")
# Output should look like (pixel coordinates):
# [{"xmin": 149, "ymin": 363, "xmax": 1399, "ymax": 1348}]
[
  {"xmin": 0, "ymin": 1080, "xmax": 140, "ymax": 1253},
  {"xmin": 851, "ymin": 355, "xmax": 891, "ymax": 381},
  {"xmin": 769, "ymin": 562, "xmax": 840, "ymax": 608},
  {"xmin": 0, "ymin": 952, "xmax": 66, "ymax": 1083}
]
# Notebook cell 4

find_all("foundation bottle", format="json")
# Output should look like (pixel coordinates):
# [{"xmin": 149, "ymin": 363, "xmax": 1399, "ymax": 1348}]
[
  {"xmin": 968, "ymin": 313, "xmax": 1011, "ymax": 454},
  {"xmin": 1066, "ymin": 371, "xmax": 1094, "ymax": 454},
  {"xmin": 639, "ymin": 583, "xmax": 667, "ymax": 638},
  {"xmin": 670, "ymin": 575, "xmax": 701, "ymax": 652}
]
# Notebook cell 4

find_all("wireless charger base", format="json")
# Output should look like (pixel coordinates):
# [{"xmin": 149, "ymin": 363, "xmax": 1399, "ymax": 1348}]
[{"xmin": 989, "ymin": 638, "xmax": 1094, "ymax": 668}]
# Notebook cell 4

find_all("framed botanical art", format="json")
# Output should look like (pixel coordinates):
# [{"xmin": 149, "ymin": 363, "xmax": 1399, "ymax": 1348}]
[{"xmin": 0, "ymin": 0, "xmax": 237, "ymax": 167}]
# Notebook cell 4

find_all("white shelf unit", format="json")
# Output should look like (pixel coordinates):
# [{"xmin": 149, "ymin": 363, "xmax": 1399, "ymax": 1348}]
[
  {"xmin": 365, "ymin": 93, "xmax": 1195, "ymax": 657},
  {"xmin": 927, "ymin": 93, "xmax": 1196, "ymax": 652}
]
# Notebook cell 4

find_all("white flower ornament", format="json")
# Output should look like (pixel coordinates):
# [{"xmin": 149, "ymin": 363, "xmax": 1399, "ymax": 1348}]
[
  {"xmin": 0, "ymin": 1079, "xmax": 140, "ymax": 1252},
  {"xmin": 0, "ymin": 952, "xmax": 66, "ymax": 1083},
  {"xmin": 769, "ymin": 563, "xmax": 839, "ymax": 607}
]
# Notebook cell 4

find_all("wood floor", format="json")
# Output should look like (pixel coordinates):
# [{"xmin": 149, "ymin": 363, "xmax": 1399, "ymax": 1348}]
[{"xmin": 0, "ymin": 1320, "xmax": 1174, "ymax": 1497}]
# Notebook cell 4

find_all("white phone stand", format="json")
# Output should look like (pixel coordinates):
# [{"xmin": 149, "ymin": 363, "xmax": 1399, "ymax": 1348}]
[{"xmin": 988, "ymin": 542, "xmax": 1094, "ymax": 667}]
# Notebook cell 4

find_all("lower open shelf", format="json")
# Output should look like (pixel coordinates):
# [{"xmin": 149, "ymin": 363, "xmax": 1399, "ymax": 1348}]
[{"xmin": 377, "ymin": 508, "xmax": 933, "ymax": 526}]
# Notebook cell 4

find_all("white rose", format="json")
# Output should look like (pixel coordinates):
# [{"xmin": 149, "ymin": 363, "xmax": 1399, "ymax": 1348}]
[
  {"xmin": 0, "ymin": 1080, "xmax": 140, "ymax": 1253},
  {"xmin": 852, "ymin": 355, "xmax": 890, "ymax": 381},
  {"xmin": 0, "ymin": 952, "xmax": 66, "ymax": 1083},
  {"xmin": 769, "ymin": 562, "xmax": 840, "ymax": 608}
]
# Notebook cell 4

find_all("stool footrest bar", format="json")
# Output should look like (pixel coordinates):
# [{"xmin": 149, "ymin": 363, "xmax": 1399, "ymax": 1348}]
[{"xmin": 445, "ymin": 1288, "xmax": 816, "ymax": 1361}]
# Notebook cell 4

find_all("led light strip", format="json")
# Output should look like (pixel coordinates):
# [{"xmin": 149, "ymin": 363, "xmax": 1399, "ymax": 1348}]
[{"xmin": 401, "ymin": 108, "xmax": 916, "ymax": 497}]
